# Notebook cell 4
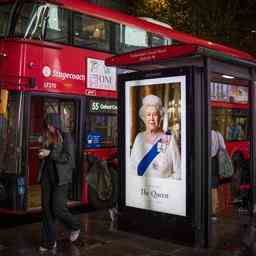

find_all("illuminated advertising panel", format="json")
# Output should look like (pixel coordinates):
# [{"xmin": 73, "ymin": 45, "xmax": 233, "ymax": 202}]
[
  {"xmin": 125, "ymin": 76, "xmax": 186, "ymax": 216},
  {"xmin": 87, "ymin": 58, "xmax": 117, "ymax": 91}
]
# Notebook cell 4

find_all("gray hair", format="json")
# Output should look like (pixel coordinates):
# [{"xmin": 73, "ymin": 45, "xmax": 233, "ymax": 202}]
[{"xmin": 139, "ymin": 95, "xmax": 165, "ymax": 123}]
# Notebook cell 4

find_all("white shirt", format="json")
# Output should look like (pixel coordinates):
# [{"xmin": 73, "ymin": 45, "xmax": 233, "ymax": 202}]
[
  {"xmin": 211, "ymin": 130, "xmax": 226, "ymax": 157},
  {"xmin": 129, "ymin": 132, "xmax": 181, "ymax": 179}
]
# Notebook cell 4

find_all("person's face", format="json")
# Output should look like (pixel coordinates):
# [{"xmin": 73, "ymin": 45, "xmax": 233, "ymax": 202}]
[
  {"xmin": 47, "ymin": 124, "xmax": 56, "ymax": 134},
  {"xmin": 144, "ymin": 106, "xmax": 161, "ymax": 132},
  {"xmin": 175, "ymin": 123, "xmax": 180, "ymax": 131}
]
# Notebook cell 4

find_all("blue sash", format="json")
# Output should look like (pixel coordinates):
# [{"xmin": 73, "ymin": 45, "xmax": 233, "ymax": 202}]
[{"xmin": 137, "ymin": 139, "xmax": 161, "ymax": 176}]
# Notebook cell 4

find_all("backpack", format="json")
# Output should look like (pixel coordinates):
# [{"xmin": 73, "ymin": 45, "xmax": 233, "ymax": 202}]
[{"xmin": 217, "ymin": 132, "xmax": 234, "ymax": 178}]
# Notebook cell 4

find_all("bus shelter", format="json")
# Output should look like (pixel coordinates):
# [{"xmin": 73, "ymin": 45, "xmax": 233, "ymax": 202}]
[{"xmin": 105, "ymin": 44, "xmax": 256, "ymax": 247}]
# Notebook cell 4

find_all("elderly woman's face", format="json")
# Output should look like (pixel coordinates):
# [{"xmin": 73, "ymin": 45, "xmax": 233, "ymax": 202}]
[{"xmin": 144, "ymin": 106, "xmax": 161, "ymax": 132}]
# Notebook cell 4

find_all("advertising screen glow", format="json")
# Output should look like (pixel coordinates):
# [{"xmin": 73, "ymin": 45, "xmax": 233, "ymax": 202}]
[{"xmin": 125, "ymin": 76, "xmax": 186, "ymax": 216}]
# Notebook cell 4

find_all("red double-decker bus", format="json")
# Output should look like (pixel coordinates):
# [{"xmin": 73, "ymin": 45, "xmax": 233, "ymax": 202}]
[
  {"xmin": 0, "ymin": 0, "xmax": 176, "ymax": 213},
  {"xmin": 0, "ymin": 0, "xmax": 253, "ymax": 213}
]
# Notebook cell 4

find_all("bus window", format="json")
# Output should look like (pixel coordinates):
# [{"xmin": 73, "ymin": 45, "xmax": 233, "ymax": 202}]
[
  {"xmin": 0, "ymin": 3, "xmax": 13, "ymax": 37},
  {"xmin": 44, "ymin": 5, "xmax": 69, "ymax": 44},
  {"xmin": 115, "ymin": 24, "xmax": 149, "ymax": 53},
  {"xmin": 10, "ymin": 1, "xmax": 177, "ymax": 52},
  {"xmin": 151, "ymin": 33, "xmax": 172, "ymax": 47},
  {"xmin": 0, "ymin": 91, "xmax": 21, "ymax": 174},
  {"xmin": 210, "ymin": 75, "xmax": 249, "ymax": 142},
  {"xmin": 27, "ymin": 97, "xmax": 75, "ymax": 146},
  {"xmin": 60, "ymin": 102, "xmax": 75, "ymax": 133},
  {"xmin": 85, "ymin": 98, "xmax": 117, "ymax": 148},
  {"xmin": 13, "ymin": 2, "xmax": 48, "ymax": 39},
  {"xmin": 212, "ymin": 108, "xmax": 249, "ymax": 141},
  {"xmin": 72, "ymin": 12, "xmax": 111, "ymax": 51},
  {"xmin": 43, "ymin": 99, "xmax": 75, "ymax": 134}
]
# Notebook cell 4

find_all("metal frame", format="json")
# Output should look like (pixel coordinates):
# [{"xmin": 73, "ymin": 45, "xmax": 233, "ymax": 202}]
[
  {"xmin": 250, "ymin": 69, "xmax": 256, "ymax": 213},
  {"xmin": 192, "ymin": 63, "xmax": 209, "ymax": 247},
  {"xmin": 117, "ymin": 67, "xmax": 197, "ymax": 244}
]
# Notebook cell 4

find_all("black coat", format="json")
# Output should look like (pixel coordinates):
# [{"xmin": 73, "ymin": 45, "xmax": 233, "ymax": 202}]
[{"xmin": 38, "ymin": 133, "xmax": 75, "ymax": 186}]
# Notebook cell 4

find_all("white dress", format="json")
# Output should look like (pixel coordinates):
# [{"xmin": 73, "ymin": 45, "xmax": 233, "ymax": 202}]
[{"xmin": 129, "ymin": 132, "xmax": 181, "ymax": 179}]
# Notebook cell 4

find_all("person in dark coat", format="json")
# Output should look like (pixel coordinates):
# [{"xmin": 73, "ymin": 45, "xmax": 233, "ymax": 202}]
[{"xmin": 38, "ymin": 113, "xmax": 81, "ymax": 252}]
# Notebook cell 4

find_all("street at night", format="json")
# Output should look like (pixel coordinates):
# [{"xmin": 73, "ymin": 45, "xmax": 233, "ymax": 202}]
[{"xmin": 0, "ymin": 210, "xmax": 249, "ymax": 255}]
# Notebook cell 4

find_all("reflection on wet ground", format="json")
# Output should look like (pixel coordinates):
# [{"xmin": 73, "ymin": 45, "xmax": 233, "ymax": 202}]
[
  {"xmin": 210, "ymin": 213, "xmax": 249, "ymax": 251},
  {"xmin": 0, "ymin": 209, "xmax": 250, "ymax": 256},
  {"xmin": 211, "ymin": 182, "xmax": 251, "ymax": 253}
]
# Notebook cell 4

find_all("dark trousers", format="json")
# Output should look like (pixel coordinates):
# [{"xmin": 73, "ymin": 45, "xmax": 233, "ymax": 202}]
[
  {"xmin": 211, "ymin": 155, "xmax": 219, "ymax": 189},
  {"xmin": 41, "ymin": 180, "xmax": 80, "ymax": 243},
  {"xmin": 111, "ymin": 169, "xmax": 119, "ymax": 208}
]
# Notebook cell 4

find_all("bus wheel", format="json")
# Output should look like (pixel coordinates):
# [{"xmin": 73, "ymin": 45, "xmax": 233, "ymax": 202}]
[{"xmin": 231, "ymin": 154, "xmax": 243, "ymax": 203}]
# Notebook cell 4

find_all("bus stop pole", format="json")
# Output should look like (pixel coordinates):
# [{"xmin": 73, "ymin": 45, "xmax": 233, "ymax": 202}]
[
  {"xmin": 250, "ymin": 68, "xmax": 256, "ymax": 214},
  {"xmin": 193, "ymin": 62, "xmax": 209, "ymax": 248}
]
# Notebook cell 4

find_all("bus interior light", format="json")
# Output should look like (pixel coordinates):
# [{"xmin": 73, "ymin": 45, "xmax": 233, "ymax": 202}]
[{"xmin": 221, "ymin": 75, "xmax": 235, "ymax": 79}]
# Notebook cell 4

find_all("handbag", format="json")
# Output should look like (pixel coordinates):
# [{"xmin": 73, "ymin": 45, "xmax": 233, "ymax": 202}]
[
  {"xmin": 86, "ymin": 158, "xmax": 113, "ymax": 201},
  {"xmin": 217, "ymin": 132, "xmax": 234, "ymax": 178},
  {"xmin": 96, "ymin": 160, "xmax": 113, "ymax": 201}
]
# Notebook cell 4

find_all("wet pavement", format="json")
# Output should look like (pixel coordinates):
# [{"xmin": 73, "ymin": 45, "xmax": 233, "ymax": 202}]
[{"xmin": 0, "ymin": 210, "xmax": 246, "ymax": 256}]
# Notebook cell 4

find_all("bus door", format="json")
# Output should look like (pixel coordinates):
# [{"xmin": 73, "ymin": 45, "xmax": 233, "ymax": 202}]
[
  {"xmin": 0, "ymin": 89, "xmax": 24, "ymax": 211},
  {"xmin": 25, "ymin": 94, "xmax": 82, "ymax": 210}
]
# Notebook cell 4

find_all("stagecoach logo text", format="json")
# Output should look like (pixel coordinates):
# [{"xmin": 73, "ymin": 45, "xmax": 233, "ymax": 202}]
[{"xmin": 42, "ymin": 66, "xmax": 85, "ymax": 81}]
